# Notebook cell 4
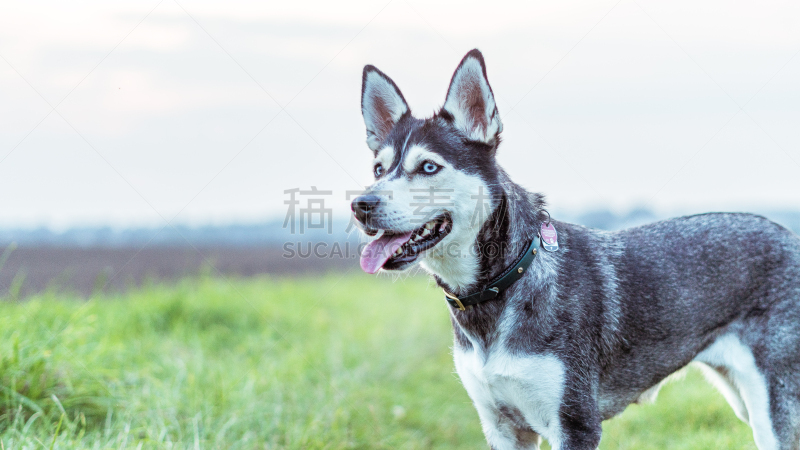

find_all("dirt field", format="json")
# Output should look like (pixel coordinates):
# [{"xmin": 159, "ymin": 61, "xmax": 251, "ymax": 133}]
[{"xmin": 0, "ymin": 245, "xmax": 350, "ymax": 298}]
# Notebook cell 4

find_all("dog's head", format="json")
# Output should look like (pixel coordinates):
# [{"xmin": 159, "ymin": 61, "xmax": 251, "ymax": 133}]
[{"xmin": 353, "ymin": 49, "xmax": 506, "ymax": 286}]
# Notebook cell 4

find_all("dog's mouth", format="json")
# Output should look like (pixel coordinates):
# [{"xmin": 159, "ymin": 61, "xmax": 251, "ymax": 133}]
[{"xmin": 360, "ymin": 214, "xmax": 452, "ymax": 274}]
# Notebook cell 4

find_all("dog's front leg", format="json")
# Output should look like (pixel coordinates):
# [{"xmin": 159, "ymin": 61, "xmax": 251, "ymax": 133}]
[
  {"xmin": 554, "ymin": 378, "xmax": 603, "ymax": 450},
  {"xmin": 556, "ymin": 414, "xmax": 602, "ymax": 450},
  {"xmin": 472, "ymin": 401, "xmax": 542, "ymax": 450}
]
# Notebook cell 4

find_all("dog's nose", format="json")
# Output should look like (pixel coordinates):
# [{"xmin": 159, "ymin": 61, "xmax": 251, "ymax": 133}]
[{"xmin": 351, "ymin": 194, "xmax": 380, "ymax": 224}]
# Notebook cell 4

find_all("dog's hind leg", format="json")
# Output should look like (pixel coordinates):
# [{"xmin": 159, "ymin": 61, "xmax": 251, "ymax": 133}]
[
  {"xmin": 694, "ymin": 361, "xmax": 750, "ymax": 423},
  {"xmin": 766, "ymin": 373, "xmax": 800, "ymax": 450},
  {"xmin": 758, "ymin": 303, "xmax": 800, "ymax": 450},
  {"xmin": 752, "ymin": 285, "xmax": 800, "ymax": 450},
  {"xmin": 695, "ymin": 333, "xmax": 780, "ymax": 450}
]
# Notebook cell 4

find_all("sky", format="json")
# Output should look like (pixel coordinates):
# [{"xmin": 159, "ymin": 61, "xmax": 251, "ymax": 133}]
[{"xmin": 1, "ymin": 0, "xmax": 799, "ymax": 230}]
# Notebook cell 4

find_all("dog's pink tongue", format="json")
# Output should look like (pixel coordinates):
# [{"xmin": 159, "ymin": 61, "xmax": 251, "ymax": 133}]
[{"xmin": 360, "ymin": 231, "xmax": 413, "ymax": 274}]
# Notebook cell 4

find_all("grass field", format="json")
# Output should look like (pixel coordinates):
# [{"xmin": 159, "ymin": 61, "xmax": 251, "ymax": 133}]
[{"xmin": 0, "ymin": 273, "xmax": 757, "ymax": 449}]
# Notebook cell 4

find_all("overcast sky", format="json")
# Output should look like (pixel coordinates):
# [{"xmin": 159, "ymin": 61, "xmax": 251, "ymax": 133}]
[{"xmin": 1, "ymin": 0, "xmax": 799, "ymax": 230}]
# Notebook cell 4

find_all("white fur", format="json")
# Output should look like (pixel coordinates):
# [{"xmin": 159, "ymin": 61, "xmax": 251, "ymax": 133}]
[
  {"xmin": 455, "ymin": 347, "xmax": 565, "ymax": 449},
  {"xmin": 443, "ymin": 56, "xmax": 502, "ymax": 144},
  {"xmin": 693, "ymin": 333, "xmax": 778, "ymax": 450},
  {"xmin": 369, "ymin": 142, "xmax": 495, "ymax": 290},
  {"xmin": 373, "ymin": 145, "xmax": 395, "ymax": 173}
]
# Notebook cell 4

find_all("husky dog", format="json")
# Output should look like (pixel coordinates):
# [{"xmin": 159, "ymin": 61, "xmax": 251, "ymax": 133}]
[{"xmin": 351, "ymin": 49, "xmax": 800, "ymax": 450}]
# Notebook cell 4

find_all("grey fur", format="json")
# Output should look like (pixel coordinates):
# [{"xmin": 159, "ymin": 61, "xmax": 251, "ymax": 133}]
[{"xmin": 354, "ymin": 49, "xmax": 800, "ymax": 449}]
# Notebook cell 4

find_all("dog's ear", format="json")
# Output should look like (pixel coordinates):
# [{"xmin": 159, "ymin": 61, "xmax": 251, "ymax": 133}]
[
  {"xmin": 442, "ymin": 49, "xmax": 502, "ymax": 144},
  {"xmin": 361, "ymin": 65, "xmax": 409, "ymax": 152}
]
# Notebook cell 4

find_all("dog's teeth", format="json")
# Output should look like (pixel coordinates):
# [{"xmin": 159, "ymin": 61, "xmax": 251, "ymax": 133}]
[
  {"xmin": 394, "ymin": 247, "xmax": 403, "ymax": 256},
  {"xmin": 422, "ymin": 228, "xmax": 431, "ymax": 237},
  {"xmin": 425, "ymin": 222, "xmax": 434, "ymax": 230}
]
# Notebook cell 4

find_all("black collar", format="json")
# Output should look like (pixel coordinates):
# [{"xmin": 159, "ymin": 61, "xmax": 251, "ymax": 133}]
[{"xmin": 443, "ymin": 235, "xmax": 541, "ymax": 311}]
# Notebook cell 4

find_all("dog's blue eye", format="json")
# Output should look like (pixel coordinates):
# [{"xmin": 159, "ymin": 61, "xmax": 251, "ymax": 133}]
[
  {"xmin": 374, "ymin": 164, "xmax": 384, "ymax": 177},
  {"xmin": 422, "ymin": 161, "xmax": 440, "ymax": 174}
]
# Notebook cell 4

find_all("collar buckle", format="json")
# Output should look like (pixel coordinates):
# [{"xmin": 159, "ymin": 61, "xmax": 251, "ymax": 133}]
[{"xmin": 443, "ymin": 291, "xmax": 466, "ymax": 311}]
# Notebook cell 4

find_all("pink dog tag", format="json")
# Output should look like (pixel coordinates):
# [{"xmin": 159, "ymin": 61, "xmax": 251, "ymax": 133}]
[{"xmin": 541, "ymin": 222, "xmax": 559, "ymax": 252}]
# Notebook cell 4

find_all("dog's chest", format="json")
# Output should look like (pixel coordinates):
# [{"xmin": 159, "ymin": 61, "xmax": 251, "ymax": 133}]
[{"xmin": 454, "ymin": 347, "xmax": 565, "ymax": 440}]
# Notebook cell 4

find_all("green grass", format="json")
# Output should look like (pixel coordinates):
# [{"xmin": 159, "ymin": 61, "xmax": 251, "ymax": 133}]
[{"xmin": 0, "ymin": 273, "xmax": 756, "ymax": 449}]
